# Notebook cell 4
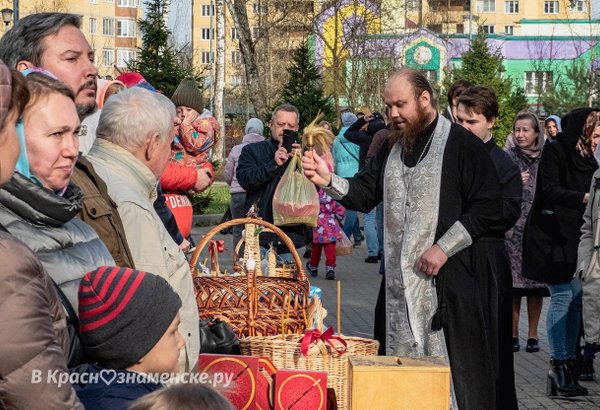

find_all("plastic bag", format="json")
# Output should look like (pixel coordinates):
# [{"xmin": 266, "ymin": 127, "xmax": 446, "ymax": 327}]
[
  {"xmin": 336, "ymin": 229, "xmax": 353, "ymax": 256},
  {"xmin": 272, "ymin": 153, "xmax": 319, "ymax": 227}
]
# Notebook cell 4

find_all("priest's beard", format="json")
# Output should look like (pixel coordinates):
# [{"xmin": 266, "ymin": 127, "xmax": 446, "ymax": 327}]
[{"xmin": 389, "ymin": 105, "xmax": 433, "ymax": 154}]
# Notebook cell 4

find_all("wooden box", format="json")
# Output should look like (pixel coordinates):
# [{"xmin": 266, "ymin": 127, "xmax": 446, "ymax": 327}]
[{"xmin": 349, "ymin": 356, "xmax": 450, "ymax": 410}]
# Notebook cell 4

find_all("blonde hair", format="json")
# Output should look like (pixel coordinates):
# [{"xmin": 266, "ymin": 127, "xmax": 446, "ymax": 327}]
[{"xmin": 303, "ymin": 114, "xmax": 334, "ymax": 156}]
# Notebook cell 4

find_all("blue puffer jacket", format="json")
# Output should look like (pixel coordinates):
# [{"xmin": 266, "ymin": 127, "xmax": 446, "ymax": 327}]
[{"xmin": 332, "ymin": 126, "xmax": 360, "ymax": 178}]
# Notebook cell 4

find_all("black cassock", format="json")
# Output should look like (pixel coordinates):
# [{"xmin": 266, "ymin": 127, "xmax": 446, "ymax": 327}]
[
  {"xmin": 337, "ymin": 117, "xmax": 506, "ymax": 409},
  {"xmin": 478, "ymin": 139, "xmax": 522, "ymax": 410}
]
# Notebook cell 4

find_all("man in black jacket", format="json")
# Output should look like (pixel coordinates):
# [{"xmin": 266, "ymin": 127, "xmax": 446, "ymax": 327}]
[{"xmin": 236, "ymin": 104, "xmax": 306, "ymax": 255}]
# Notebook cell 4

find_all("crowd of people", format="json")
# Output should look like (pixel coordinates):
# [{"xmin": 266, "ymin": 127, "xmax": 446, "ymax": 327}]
[{"xmin": 1, "ymin": 10, "xmax": 600, "ymax": 410}]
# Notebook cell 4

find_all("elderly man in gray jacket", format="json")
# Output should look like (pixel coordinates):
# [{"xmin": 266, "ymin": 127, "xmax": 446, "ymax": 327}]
[{"xmin": 86, "ymin": 87, "xmax": 200, "ymax": 372}]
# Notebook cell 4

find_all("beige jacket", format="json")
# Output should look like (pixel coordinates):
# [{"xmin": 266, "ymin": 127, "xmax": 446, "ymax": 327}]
[
  {"xmin": 0, "ymin": 231, "xmax": 83, "ymax": 409},
  {"xmin": 87, "ymin": 138, "xmax": 199, "ymax": 371}
]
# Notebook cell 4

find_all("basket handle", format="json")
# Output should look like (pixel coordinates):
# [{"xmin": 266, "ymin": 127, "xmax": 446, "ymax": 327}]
[
  {"xmin": 189, "ymin": 217, "xmax": 307, "ymax": 280},
  {"xmin": 232, "ymin": 228, "xmax": 276, "ymax": 266}
]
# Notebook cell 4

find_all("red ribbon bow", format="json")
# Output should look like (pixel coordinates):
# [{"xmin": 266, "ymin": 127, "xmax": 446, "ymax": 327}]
[
  {"xmin": 300, "ymin": 327, "xmax": 347, "ymax": 357},
  {"xmin": 208, "ymin": 240, "xmax": 225, "ymax": 256}
]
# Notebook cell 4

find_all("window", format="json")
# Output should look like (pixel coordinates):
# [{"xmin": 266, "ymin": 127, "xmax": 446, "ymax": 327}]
[
  {"xmin": 504, "ymin": 1, "xmax": 518, "ymax": 13},
  {"xmin": 456, "ymin": 23, "xmax": 464, "ymax": 34},
  {"xmin": 504, "ymin": 25, "xmax": 514, "ymax": 35},
  {"xmin": 116, "ymin": 49, "xmax": 135, "ymax": 68},
  {"xmin": 406, "ymin": 0, "xmax": 419, "ymax": 10},
  {"xmin": 231, "ymin": 27, "xmax": 239, "ymax": 40},
  {"xmin": 482, "ymin": 24, "xmax": 495, "ymax": 34},
  {"xmin": 231, "ymin": 51, "xmax": 242, "ymax": 64},
  {"xmin": 427, "ymin": 24, "xmax": 442, "ymax": 33},
  {"xmin": 89, "ymin": 17, "xmax": 97, "ymax": 35},
  {"xmin": 525, "ymin": 71, "xmax": 553, "ymax": 96},
  {"xmin": 202, "ymin": 4, "xmax": 214, "ymax": 16},
  {"xmin": 252, "ymin": 27, "xmax": 260, "ymax": 39},
  {"xmin": 117, "ymin": 0, "xmax": 139, "ymax": 7},
  {"xmin": 90, "ymin": 0, "xmax": 97, "ymax": 3},
  {"xmin": 102, "ymin": 48, "xmax": 114, "ymax": 67},
  {"xmin": 201, "ymin": 51, "xmax": 214, "ymax": 64},
  {"xmin": 230, "ymin": 75, "xmax": 243, "ymax": 87},
  {"xmin": 476, "ymin": 0, "xmax": 495, "ymax": 12},
  {"xmin": 572, "ymin": 0, "xmax": 585, "ymax": 11},
  {"xmin": 103, "ymin": 17, "xmax": 115, "ymax": 36},
  {"xmin": 544, "ymin": 1, "xmax": 559, "ymax": 13},
  {"xmin": 253, "ymin": 2, "xmax": 267, "ymax": 14},
  {"xmin": 117, "ymin": 19, "xmax": 136, "ymax": 37},
  {"xmin": 201, "ymin": 28, "xmax": 214, "ymax": 40}
]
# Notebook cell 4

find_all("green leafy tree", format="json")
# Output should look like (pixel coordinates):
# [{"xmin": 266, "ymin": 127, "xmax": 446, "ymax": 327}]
[
  {"xmin": 128, "ymin": 0, "xmax": 196, "ymax": 97},
  {"xmin": 539, "ymin": 61, "xmax": 600, "ymax": 117},
  {"xmin": 277, "ymin": 41, "xmax": 335, "ymax": 130},
  {"xmin": 442, "ymin": 30, "xmax": 528, "ymax": 147}
]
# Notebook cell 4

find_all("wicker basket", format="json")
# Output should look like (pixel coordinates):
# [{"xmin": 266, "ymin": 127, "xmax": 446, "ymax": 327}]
[
  {"xmin": 189, "ymin": 217, "xmax": 310, "ymax": 338},
  {"xmin": 240, "ymin": 334, "xmax": 379, "ymax": 410}
]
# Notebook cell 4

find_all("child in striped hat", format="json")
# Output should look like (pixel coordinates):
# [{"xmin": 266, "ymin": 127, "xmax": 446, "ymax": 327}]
[{"xmin": 74, "ymin": 266, "xmax": 184, "ymax": 410}]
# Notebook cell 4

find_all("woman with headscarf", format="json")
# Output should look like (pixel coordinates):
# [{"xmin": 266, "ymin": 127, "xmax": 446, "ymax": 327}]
[
  {"xmin": 0, "ymin": 64, "xmax": 83, "ymax": 408},
  {"xmin": 545, "ymin": 114, "xmax": 562, "ymax": 141},
  {"xmin": 526, "ymin": 108, "xmax": 600, "ymax": 397},
  {"xmin": 505, "ymin": 112, "xmax": 549, "ymax": 354}
]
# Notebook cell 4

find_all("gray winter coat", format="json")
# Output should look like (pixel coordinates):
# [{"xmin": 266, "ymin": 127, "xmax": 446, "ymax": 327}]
[
  {"xmin": 0, "ymin": 173, "xmax": 115, "ymax": 309},
  {"xmin": 578, "ymin": 169, "xmax": 600, "ymax": 344}
]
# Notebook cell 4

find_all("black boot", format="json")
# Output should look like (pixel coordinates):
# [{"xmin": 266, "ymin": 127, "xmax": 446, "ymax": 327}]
[
  {"xmin": 547, "ymin": 359, "xmax": 583, "ymax": 397},
  {"xmin": 565, "ymin": 359, "xmax": 589, "ymax": 395},
  {"xmin": 579, "ymin": 357, "xmax": 596, "ymax": 382}
]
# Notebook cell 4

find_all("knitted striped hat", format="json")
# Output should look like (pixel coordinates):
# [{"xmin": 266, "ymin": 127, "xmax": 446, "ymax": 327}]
[{"xmin": 78, "ymin": 266, "xmax": 182, "ymax": 369}]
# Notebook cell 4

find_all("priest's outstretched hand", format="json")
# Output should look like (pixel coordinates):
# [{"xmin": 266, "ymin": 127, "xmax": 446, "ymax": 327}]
[
  {"xmin": 302, "ymin": 150, "xmax": 332, "ymax": 188},
  {"xmin": 417, "ymin": 244, "xmax": 448, "ymax": 276}
]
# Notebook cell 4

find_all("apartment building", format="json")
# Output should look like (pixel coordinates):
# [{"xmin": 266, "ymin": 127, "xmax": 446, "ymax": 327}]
[
  {"xmin": 384, "ymin": 0, "xmax": 591, "ymax": 36},
  {"xmin": 313, "ymin": 0, "xmax": 600, "ymax": 109},
  {"xmin": 0, "ymin": 0, "xmax": 142, "ymax": 78}
]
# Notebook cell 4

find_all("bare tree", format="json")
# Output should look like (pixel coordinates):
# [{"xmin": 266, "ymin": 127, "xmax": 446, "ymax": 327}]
[
  {"xmin": 224, "ymin": 0, "xmax": 318, "ymax": 117},
  {"xmin": 225, "ymin": 0, "xmax": 268, "ymax": 116},
  {"xmin": 213, "ymin": 0, "xmax": 226, "ymax": 161},
  {"xmin": 30, "ymin": 0, "xmax": 68, "ymax": 12},
  {"xmin": 313, "ymin": 0, "xmax": 396, "ymax": 112}
]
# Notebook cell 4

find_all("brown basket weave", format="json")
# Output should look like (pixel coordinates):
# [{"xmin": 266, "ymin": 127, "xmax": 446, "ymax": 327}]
[
  {"xmin": 240, "ymin": 334, "xmax": 379, "ymax": 410},
  {"xmin": 189, "ymin": 218, "xmax": 310, "ymax": 338}
]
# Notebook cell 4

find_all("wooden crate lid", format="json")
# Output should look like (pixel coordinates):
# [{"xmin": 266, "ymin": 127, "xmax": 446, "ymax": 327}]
[{"xmin": 349, "ymin": 355, "xmax": 450, "ymax": 372}]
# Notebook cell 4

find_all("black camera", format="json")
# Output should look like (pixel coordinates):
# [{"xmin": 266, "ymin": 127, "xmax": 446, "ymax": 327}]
[{"xmin": 282, "ymin": 129, "xmax": 298, "ymax": 152}]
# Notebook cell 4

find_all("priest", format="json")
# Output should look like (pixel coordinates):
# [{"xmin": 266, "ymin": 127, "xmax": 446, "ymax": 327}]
[{"xmin": 302, "ymin": 68, "xmax": 504, "ymax": 409}]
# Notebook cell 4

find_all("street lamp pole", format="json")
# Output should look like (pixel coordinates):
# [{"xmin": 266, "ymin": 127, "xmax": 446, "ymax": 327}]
[{"xmin": 12, "ymin": 0, "xmax": 18, "ymax": 25}]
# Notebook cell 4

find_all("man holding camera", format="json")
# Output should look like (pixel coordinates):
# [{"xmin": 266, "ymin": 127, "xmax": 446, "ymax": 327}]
[{"xmin": 236, "ymin": 104, "xmax": 306, "ymax": 254}]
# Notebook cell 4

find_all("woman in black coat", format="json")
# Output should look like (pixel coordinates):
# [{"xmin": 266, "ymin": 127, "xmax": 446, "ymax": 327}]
[{"xmin": 527, "ymin": 108, "xmax": 599, "ymax": 397}]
